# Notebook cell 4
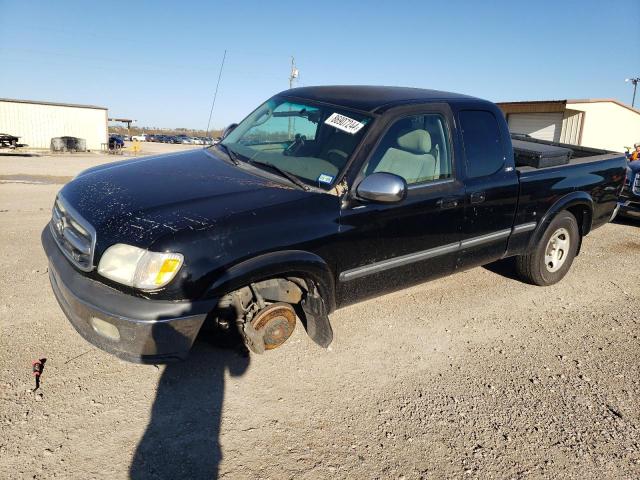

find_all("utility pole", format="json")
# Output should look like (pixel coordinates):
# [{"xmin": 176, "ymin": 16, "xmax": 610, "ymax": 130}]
[
  {"xmin": 288, "ymin": 57, "xmax": 299, "ymax": 139},
  {"xmin": 625, "ymin": 77, "xmax": 640, "ymax": 108},
  {"xmin": 289, "ymin": 56, "xmax": 299, "ymax": 89}
]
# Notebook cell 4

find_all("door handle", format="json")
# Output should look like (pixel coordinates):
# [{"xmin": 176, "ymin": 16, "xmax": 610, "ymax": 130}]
[
  {"xmin": 437, "ymin": 197, "xmax": 459, "ymax": 209},
  {"xmin": 470, "ymin": 191, "xmax": 486, "ymax": 204}
]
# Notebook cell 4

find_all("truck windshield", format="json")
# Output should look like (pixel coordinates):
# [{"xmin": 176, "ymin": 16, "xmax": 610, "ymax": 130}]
[{"xmin": 218, "ymin": 96, "xmax": 372, "ymax": 188}]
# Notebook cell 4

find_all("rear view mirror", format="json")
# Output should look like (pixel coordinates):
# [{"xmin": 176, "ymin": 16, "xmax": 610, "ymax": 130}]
[
  {"xmin": 222, "ymin": 123, "xmax": 238, "ymax": 139},
  {"xmin": 356, "ymin": 172, "xmax": 407, "ymax": 203}
]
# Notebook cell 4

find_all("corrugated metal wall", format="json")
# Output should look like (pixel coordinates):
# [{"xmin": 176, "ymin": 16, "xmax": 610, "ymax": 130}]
[
  {"xmin": 507, "ymin": 113, "xmax": 564, "ymax": 141},
  {"xmin": 560, "ymin": 110, "xmax": 583, "ymax": 144},
  {"xmin": 0, "ymin": 100, "xmax": 107, "ymax": 150}
]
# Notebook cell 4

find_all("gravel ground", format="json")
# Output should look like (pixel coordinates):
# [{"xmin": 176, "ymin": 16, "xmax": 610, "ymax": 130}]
[{"xmin": 1, "ymin": 147, "xmax": 639, "ymax": 479}]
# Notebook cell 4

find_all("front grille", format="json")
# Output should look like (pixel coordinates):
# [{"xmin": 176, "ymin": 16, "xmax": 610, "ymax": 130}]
[
  {"xmin": 633, "ymin": 173, "xmax": 640, "ymax": 195},
  {"xmin": 50, "ymin": 195, "xmax": 96, "ymax": 271}
]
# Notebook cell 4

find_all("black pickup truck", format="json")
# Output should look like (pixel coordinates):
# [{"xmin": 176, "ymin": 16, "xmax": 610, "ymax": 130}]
[{"xmin": 41, "ymin": 86, "xmax": 627, "ymax": 362}]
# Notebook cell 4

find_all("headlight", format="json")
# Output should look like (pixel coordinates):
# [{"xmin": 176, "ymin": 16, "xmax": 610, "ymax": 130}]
[{"xmin": 97, "ymin": 244, "xmax": 184, "ymax": 290}]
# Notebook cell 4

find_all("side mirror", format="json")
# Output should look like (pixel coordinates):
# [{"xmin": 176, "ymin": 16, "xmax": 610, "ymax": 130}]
[
  {"xmin": 222, "ymin": 123, "xmax": 238, "ymax": 139},
  {"xmin": 356, "ymin": 172, "xmax": 407, "ymax": 203}
]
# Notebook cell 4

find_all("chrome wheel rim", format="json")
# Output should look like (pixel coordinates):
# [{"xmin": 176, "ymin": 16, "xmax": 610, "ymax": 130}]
[{"xmin": 544, "ymin": 227, "xmax": 570, "ymax": 272}]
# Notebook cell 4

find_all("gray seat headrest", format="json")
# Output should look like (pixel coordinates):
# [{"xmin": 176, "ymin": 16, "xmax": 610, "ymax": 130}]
[{"xmin": 396, "ymin": 130, "xmax": 432, "ymax": 154}]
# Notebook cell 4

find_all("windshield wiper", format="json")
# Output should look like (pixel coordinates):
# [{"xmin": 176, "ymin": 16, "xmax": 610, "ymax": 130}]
[
  {"xmin": 215, "ymin": 143, "xmax": 241, "ymax": 165},
  {"xmin": 249, "ymin": 160, "xmax": 310, "ymax": 191}
]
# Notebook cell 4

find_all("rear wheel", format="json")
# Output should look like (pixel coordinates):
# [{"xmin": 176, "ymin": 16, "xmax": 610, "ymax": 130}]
[{"xmin": 516, "ymin": 211, "xmax": 579, "ymax": 286}]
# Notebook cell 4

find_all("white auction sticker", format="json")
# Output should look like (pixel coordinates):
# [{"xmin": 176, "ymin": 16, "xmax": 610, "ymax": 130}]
[{"xmin": 324, "ymin": 113, "xmax": 365, "ymax": 135}]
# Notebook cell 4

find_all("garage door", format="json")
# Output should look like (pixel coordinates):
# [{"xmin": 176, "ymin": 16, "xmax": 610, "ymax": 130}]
[{"xmin": 507, "ymin": 113, "xmax": 563, "ymax": 142}]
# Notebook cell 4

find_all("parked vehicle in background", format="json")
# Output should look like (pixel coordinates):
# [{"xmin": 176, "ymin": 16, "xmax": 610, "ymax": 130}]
[
  {"xmin": 108, "ymin": 135, "xmax": 125, "ymax": 150},
  {"xmin": 0, "ymin": 133, "xmax": 22, "ymax": 149},
  {"xmin": 618, "ymin": 160, "xmax": 640, "ymax": 219},
  {"xmin": 131, "ymin": 134, "xmax": 148, "ymax": 142},
  {"xmin": 41, "ymin": 86, "xmax": 626, "ymax": 363}
]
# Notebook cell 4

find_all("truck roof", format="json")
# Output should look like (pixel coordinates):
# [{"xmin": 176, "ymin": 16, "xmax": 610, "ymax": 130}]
[{"xmin": 280, "ymin": 85, "xmax": 480, "ymax": 113}]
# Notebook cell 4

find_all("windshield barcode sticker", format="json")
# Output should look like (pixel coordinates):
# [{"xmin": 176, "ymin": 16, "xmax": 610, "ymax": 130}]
[
  {"xmin": 324, "ymin": 113, "xmax": 365, "ymax": 135},
  {"xmin": 317, "ymin": 173, "xmax": 334, "ymax": 184}
]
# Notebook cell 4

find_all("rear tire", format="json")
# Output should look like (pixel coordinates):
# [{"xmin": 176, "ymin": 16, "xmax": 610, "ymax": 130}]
[{"xmin": 516, "ymin": 211, "xmax": 579, "ymax": 286}]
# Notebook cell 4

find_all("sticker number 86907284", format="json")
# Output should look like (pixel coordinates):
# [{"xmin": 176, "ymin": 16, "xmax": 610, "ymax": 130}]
[{"xmin": 324, "ymin": 113, "xmax": 365, "ymax": 135}]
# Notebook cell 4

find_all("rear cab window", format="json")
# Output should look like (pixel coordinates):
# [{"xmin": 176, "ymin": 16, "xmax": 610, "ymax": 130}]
[{"xmin": 459, "ymin": 110, "xmax": 505, "ymax": 178}]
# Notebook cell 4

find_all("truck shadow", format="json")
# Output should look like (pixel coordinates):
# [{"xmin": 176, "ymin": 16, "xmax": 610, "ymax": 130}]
[
  {"xmin": 129, "ymin": 328, "xmax": 249, "ymax": 480},
  {"xmin": 482, "ymin": 257, "xmax": 522, "ymax": 282}
]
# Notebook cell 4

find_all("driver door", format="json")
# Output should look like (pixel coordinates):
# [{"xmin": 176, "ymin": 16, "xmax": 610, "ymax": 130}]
[{"xmin": 336, "ymin": 107, "xmax": 464, "ymax": 304}]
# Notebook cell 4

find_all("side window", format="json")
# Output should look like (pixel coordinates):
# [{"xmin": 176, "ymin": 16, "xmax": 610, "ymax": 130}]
[
  {"xmin": 459, "ymin": 110, "xmax": 504, "ymax": 178},
  {"xmin": 364, "ymin": 114, "xmax": 452, "ymax": 185}
]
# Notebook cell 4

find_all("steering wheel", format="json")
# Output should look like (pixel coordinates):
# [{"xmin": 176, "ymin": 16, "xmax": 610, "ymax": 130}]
[
  {"xmin": 284, "ymin": 134, "xmax": 306, "ymax": 156},
  {"xmin": 326, "ymin": 148, "xmax": 348, "ymax": 165}
]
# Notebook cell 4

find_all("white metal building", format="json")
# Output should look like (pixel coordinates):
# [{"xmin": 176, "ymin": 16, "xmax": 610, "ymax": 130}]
[
  {"xmin": 497, "ymin": 99, "xmax": 640, "ymax": 152},
  {"xmin": 0, "ymin": 98, "xmax": 108, "ymax": 150}
]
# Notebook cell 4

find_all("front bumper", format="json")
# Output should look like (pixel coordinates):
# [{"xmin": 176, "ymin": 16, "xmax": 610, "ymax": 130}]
[{"xmin": 42, "ymin": 226, "xmax": 217, "ymax": 363}]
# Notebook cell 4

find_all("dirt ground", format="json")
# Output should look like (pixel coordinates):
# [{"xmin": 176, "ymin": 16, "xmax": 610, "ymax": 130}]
[{"xmin": 1, "ymin": 145, "xmax": 639, "ymax": 480}]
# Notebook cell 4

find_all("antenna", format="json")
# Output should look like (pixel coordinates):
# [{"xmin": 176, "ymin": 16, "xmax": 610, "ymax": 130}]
[{"xmin": 206, "ymin": 49, "xmax": 227, "ymax": 139}]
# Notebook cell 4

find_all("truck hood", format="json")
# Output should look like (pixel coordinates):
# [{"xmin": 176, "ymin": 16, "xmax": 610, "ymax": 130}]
[{"xmin": 59, "ymin": 148, "xmax": 311, "ymax": 250}]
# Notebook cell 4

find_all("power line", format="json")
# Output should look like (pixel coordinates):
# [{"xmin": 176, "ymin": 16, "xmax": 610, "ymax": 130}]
[{"xmin": 206, "ymin": 49, "xmax": 227, "ymax": 137}]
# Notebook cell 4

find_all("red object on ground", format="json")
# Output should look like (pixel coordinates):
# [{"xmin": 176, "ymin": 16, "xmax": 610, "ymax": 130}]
[{"xmin": 31, "ymin": 358, "xmax": 46, "ymax": 390}]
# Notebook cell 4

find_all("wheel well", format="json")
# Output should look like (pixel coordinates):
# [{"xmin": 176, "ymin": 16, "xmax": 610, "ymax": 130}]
[
  {"xmin": 563, "ymin": 205, "xmax": 590, "ymax": 255},
  {"xmin": 203, "ymin": 250, "xmax": 337, "ymax": 313},
  {"xmin": 204, "ymin": 274, "xmax": 333, "ymax": 351},
  {"xmin": 210, "ymin": 277, "xmax": 307, "ymax": 318},
  {"xmin": 566, "ymin": 204, "xmax": 591, "ymax": 237},
  {"xmin": 527, "ymin": 196, "xmax": 593, "ymax": 256},
  {"xmin": 202, "ymin": 276, "xmax": 302, "ymax": 332}
]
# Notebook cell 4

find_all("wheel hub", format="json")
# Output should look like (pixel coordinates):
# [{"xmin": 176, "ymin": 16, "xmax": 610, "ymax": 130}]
[
  {"xmin": 250, "ymin": 303, "xmax": 296, "ymax": 351},
  {"xmin": 544, "ymin": 227, "xmax": 570, "ymax": 273}
]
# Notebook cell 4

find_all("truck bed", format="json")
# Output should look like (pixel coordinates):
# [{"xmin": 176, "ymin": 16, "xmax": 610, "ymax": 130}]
[
  {"xmin": 512, "ymin": 134, "xmax": 621, "ymax": 173},
  {"xmin": 516, "ymin": 151, "xmax": 624, "ymax": 173},
  {"xmin": 513, "ymin": 135, "xmax": 626, "ymax": 236}
]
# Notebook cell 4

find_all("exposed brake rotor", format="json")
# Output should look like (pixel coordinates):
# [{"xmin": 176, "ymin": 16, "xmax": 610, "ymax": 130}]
[{"xmin": 246, "ymin": 302, "xmax": 296, "ymax": 352}]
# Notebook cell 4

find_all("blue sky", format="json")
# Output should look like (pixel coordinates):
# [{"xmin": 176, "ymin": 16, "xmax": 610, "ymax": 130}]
[{"xmin": 1, "ymin": 0, "xmax": 638, "ymax": 130}]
